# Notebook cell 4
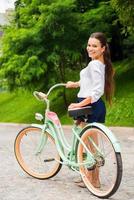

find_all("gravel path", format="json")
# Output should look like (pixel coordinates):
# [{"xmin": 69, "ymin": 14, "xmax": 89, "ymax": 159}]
[{"xmin": 0, "ymin": 123, "xmax": 134, "ymax": 200}]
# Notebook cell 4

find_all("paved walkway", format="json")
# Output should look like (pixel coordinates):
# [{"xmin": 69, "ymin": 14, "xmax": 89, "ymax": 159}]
[{"xmin": 0, "ymin": 123, "xmax": 134, "ymax": 200}]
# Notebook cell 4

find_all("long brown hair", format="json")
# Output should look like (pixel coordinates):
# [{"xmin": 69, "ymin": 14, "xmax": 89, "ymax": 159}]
[{"xmin": 90, "ymin": 32, "xmax": 115, "ymax": 105}]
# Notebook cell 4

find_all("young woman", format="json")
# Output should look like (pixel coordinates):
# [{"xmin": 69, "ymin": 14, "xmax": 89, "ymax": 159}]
[
  {"xmin": 66, "ymin": 32, "xmax": 114, "ymax": 124},
  {"xmin": 66, "ymin": 32, "xmax": 114, "ymax": 188}
]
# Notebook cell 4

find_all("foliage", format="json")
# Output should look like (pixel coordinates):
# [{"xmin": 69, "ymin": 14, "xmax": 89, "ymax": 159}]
[
  {"xmin": 106, "ymin": 57, "xmax": 134, "ymax": 126},
  {"xmin": 76, "ymin": 0, "xmax": 100, "ymax": 12},
  {"xmin": 0, "ymin": 0, "xmax": 133, "ymax": 126},
  {"xmin": 0, "ymin": 0, "xmax": 81, "ymax": 91},
  {"xmin": 122, "ymin": 35, "xmax": 134, "ymax": 58},
  {"xmin": 111, "ymin": 0, "xmax": 134, "ymax": 34},
  {"xmin": 0, "ymin": 0, "xmax": 122, "ymax": 91}
]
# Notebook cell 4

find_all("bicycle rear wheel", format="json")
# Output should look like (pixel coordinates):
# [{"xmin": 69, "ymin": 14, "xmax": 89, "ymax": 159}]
[
  {"xmin": 77, "ymin": 126, "xmax": 122, "ymax": 198},
  {"xmin": 14, "ymin": 126, "xmax": 62, "ymax": 179}
]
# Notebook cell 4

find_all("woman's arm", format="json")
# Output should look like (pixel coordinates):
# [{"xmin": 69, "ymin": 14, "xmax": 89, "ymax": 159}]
[{"xmin": 68, "ymin": 97, "xmax": 91, "ymax": 109}]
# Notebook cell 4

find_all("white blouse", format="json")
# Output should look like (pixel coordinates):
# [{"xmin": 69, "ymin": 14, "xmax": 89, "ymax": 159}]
[{"xmin": 77, "ymin": 60, "xmax": 105, "ymax": 103}]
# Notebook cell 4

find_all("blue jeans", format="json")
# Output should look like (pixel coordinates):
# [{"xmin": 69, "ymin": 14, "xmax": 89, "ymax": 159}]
[{"xmin": 76, "ymin": 98, "xmax": 106, "ymax": 123}]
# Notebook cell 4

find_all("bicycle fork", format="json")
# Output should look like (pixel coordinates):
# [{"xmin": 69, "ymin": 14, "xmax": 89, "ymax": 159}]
[{"xmin": 31, "ymin": 124, "xmax": 48, "ymax": 155}]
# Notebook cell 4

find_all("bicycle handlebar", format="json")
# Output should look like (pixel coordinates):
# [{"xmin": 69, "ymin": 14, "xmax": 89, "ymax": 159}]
[
  {"xmin": 33, "ymin": 83, "xmax": 66, "ymax": 102},
  {"xmin": 47, "ymin": 83, "xmax": 66, "ymax": 96}
]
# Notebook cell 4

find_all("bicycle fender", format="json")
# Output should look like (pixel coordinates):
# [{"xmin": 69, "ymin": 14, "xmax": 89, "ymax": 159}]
[
  {"xmin": 85, "ymin": 122, "xmax": 121, "ymax": 153},
  {"xmin": 31, "ymin": 123, "xmax": 45, "ymax": 130}
]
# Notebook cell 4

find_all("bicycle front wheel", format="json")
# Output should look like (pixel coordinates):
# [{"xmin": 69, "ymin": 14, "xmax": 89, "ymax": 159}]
[
  {"xmin": 14, "ymin": 126, "xmax": 62, "ymax": 179},
  {"xmin": 77, "ymin": 126, "xmax": 122, "ymax": 198}
]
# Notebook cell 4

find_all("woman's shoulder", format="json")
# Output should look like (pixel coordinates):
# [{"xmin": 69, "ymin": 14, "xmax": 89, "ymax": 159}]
[
  {"xmin": 89, "ymin": 59, "xmax": 105, "ymax": 67},
  {"xmin": 87, "ymin": 60, "xmax": 105, "ymax": 73}
]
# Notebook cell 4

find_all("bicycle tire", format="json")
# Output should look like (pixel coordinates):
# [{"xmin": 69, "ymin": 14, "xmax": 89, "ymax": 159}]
[
  {"xmin": 14, "ymin": 126, "xmax": 62, "ymax": 179},
  {"xmin": 76, "ymin": 125, "xmax": 123, "ymax": 198}
]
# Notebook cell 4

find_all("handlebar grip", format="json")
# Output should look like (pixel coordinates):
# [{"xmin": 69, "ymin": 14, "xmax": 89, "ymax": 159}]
[{"xmin": 33, "ymin": 91, "xmax": 47, "ymax": 101}]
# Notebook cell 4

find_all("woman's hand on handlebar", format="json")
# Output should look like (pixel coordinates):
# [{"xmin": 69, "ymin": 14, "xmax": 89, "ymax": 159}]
[{"xmin": 66, "ymin": 81, "xmax": 80, "ymax": 88}]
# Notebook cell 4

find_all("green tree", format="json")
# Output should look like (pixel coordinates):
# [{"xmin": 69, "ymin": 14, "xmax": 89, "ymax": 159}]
[
  {"xmin": 0, "ymin": 0, "xmax": 81, "ymax": 91},
  {"xmin": 111, "ymin": 0, "xmax": 134, "ymax": 34},
  {"xmin": 0, "ymin": 0, "xmax": 122, "ymax": 92}
]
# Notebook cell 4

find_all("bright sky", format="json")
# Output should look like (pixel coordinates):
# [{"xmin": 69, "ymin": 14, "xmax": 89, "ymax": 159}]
[{"xmin": 0, "ymin": 0, "xmax": 15, "ymax": 13}]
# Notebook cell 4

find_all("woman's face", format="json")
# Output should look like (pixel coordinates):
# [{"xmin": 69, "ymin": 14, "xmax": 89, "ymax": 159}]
[{"xmin": 87, "ymin": 37, "xmax": 105, "ymax": 60}]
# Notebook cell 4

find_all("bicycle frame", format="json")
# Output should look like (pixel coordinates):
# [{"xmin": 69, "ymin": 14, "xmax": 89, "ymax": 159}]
[
  {"xmin": 14, "ymin": 83, "xmax": 123, "ymax": 198},
  {"xmin": 32, "ymin": 83, "xmax": 121, "ymax": 171},
  {"xmin": 32, "ymin": 116, "xmax": 97, "ymax": 169}
]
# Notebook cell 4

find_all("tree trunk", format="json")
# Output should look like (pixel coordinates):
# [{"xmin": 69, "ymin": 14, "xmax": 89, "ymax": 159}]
[{"xmin": 58, "ymin": 54, "xmax": 68, "ymax": 108}]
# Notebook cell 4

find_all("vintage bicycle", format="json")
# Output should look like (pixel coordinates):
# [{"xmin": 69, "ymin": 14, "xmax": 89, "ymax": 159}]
[{"xmin": 14, "ymin": 83, "xmax": 123, "ymax": 198}]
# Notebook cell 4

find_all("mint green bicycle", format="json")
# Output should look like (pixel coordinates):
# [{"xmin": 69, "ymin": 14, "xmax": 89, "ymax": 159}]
[{"xmin": 14, "ymin": 83, "xmax": 122, "ymax": 198}]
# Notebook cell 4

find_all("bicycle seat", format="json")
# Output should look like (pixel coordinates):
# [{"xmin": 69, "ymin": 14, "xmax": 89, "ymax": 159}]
[{"xmin": 68, "ymin": 106, "xmax": 92, "ymax": 118}]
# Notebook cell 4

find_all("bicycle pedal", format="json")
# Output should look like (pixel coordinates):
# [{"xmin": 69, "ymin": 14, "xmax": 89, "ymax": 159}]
[{"xmin": 44, "ymin": 158, "xmax": 55, "ymax": 162}]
